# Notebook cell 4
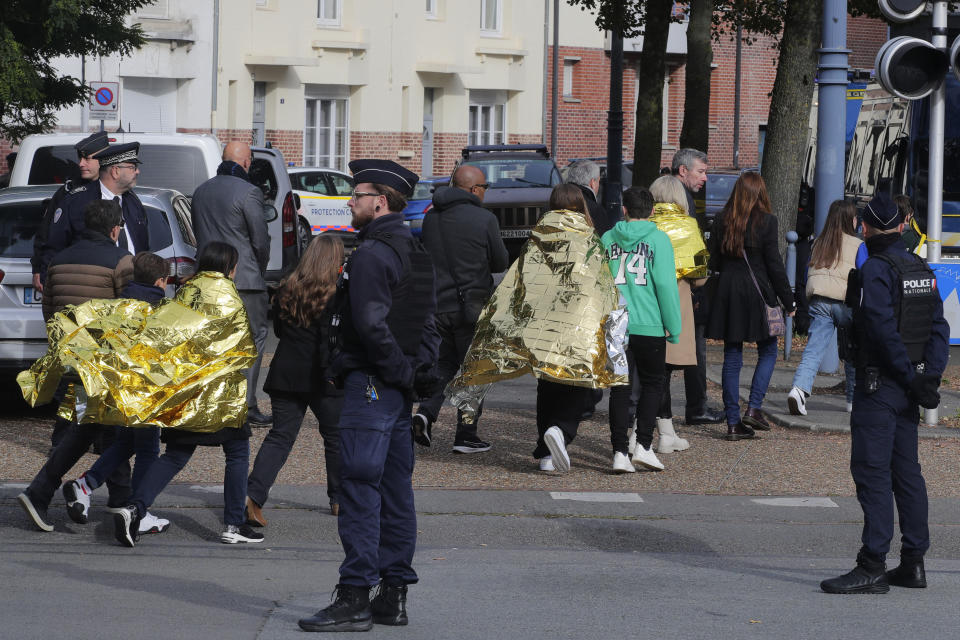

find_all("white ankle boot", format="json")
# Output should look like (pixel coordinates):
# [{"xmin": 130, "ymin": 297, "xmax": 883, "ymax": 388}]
[{"xmin": 656, "ymin": 418, "xmax": 690, "ymax": 453}]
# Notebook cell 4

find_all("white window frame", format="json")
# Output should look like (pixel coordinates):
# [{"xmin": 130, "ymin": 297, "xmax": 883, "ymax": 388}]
[
  {"xmin": 562, "ymin": 59, "xmax": 576, "ymax": 98},
  {"xmin": 468, "ymin": 90, "xmax": 507, "ymax": 146},
  {"xmin": 317, "ymin": 0, "xmax": 342, "ymax": 27},
  {"xmin": 426, "ymin": 0, "xmax": 437, "ymax": 18},
  {"xmin": 480, "ymin": 0, "xmax": 502, "ymax": 35},
  {"xmin": 304, "ymin": 90, "xmax": 350, "ymax": 171}
]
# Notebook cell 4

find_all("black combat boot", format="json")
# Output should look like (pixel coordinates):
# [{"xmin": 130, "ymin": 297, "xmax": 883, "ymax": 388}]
[
  {"xmin": 820, "ymin": 550, "xmax": 889, "ymax": 594},
  {"xmin": 370, "ymin": 582, "xmax": 408, "ymax": 626},
  {"xmin": 298, "ymin": 584, "xmax": 372, "ymax": 632},
  {"xmin": 887, "ymin": 555, "xmax": 926, "ymax": 588}
]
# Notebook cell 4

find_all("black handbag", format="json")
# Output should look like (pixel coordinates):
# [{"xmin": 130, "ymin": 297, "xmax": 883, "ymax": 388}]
[{"xmin": 742, "ymin": 250, "xmax": 785, "ymax": 337}]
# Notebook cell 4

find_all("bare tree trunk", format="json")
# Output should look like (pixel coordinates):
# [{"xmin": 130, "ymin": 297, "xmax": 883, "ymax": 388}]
[
  {"xmin": 632, "ymin": 0, "xmax": 673, "ymax": 188},
  {"xmin": 679, "ymin": 0, "xmax": 712, "ymax": 152},
  {"xmin": 760, "ymin": 0, "xmax": 820, "ymax": 255}
]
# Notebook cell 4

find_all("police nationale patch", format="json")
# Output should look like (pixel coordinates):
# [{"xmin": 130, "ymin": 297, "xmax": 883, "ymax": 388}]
[
  {"xmin": 902, "ymin": 276, "xmax": 936, "ymax": 297},
  {"xmin": 53, "ymin": 208, "xmax": 62, "ymax": 224}
]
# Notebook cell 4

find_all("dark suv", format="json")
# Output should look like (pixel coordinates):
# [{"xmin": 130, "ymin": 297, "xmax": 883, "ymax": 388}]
[{"xmin": 454, "ymin": 144, "xmax": 562, "ymax": 263}]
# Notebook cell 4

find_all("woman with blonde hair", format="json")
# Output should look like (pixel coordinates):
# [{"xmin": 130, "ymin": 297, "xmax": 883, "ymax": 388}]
[
  {"xmin": 705, "ymin": 172, "xmax": 795, "ymax": 440},
  {"xmin": 646, "ymin": 174, "xmax": 708, "ymax": 453},
  {"xmin": 246, "ymin": 233, "xmax": 345, "ymax": 525},
  {"xmin": 787, "ymin": 200, "xmax": 862, "ymax": 416}
]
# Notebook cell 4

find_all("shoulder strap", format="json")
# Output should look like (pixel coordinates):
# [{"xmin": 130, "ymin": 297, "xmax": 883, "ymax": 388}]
[{"xmin": 741, "ymin": 249, "xmax": 766, "ymax": 300}]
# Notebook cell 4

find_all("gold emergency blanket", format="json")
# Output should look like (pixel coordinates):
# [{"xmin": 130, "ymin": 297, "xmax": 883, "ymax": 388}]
[
  {"xmin": 447, "ymin": 209, "xmax": 628, "ymax": 418},
  {"xmin": 651, "ymin": 202, "xmax": 709, "ymax": 279},
  {"xmin": 17, "ymin": 272, "xmax": 256, "ymax": 430}
]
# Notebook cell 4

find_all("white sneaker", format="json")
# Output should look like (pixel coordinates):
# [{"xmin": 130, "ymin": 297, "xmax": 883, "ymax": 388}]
[
  {"xmin": 138, "ymin": 512, "xmax": 170, "ymax": 535},
  {"xmin": 539, "ymin": 455, "xmax": 555, "ymax": 472},
  {"xmin": 612, "ymin": 452, "xmax": 636, "ymax": 474},
  {"xmin": 787, "ymin": 386, "xmax": 808, "ymax": 416},
  {"xmin": 543, "ymin": 426, "xmax": 570, "ymax": 472},
  {"xmin": 656, "ymin": 418, "xmax": 690, "ymax": 453},
  {"xmin": 627, "ymin": 427, "xmax": 637, "ymax": 456},
  {"xmin": 62, "ymin": 477, "xmax": 92, "ymax": 525},
  {"xmin": 221, "ymin": 524, "xmax": 265, "ymax": 544},
  {"xmin": 631, "ymin": 445, "xmax": 664, "ymax": 471},
  {"xmin": 846, "ymin": 401, "xmax": 853, "ymax": 413}
]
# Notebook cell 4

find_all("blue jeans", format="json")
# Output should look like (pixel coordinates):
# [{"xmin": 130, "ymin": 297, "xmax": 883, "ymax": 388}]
[
  {"xmin": 791, "ymin": 296, "xmax": 856, "ymax": 404},
  {"xmin": 130, "ymin": 439, "xmax": 249, "ymax": 526},
  {"xmin": 85, "ymin": 425, "xmax": 160, "ymax": 493},
  {"xmin": 722, "ymin": 337, "xmax": 778, "ymax": 425}
]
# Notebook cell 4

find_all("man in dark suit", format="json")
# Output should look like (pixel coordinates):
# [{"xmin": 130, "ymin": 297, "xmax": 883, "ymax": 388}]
[
  {"xmin": 40, "ymin": 142, "xmax": 149, "ymax": 282},
  {"xmin": 191, "ymin": 141, "xmax": 272, "ymax": 427}
]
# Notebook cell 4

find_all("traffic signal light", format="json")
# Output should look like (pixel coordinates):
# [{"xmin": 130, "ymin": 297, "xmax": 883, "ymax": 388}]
[
  {"xmin": 879, "ymin": 0, "xmax": 927, "ymax": 22},
  {"xmin": 875, "ymin": 36, "xmax": 948, "ymax": 99}
]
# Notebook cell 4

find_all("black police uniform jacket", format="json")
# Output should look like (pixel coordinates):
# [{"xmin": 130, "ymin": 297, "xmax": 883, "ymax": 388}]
[
  {"xmin": 857, "ymin": 234, "xmax": 949, "ymax": 384},
  {"xmin": 31, "ymin": 178, "xmax": 91, "ymax": 275},
  {"xmin": 705, "ymin": 208, "xmax": 795, "ymax": 343},
  {"xmin": 39, "ymin": 180, "xmax": 149, "ymax": 279},
  {"xmin": 334, "ymin": 212, "xmax": 440, "ymax": 390}
]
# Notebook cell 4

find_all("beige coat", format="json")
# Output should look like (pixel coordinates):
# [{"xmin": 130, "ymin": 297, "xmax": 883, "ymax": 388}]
[
  {"xmin": 805, "ymin": 233, "xmax": 862, "ymax": 302},
  {"xmin": 666, "ymin": 278, "xmax": 704, "ymax": 366}
]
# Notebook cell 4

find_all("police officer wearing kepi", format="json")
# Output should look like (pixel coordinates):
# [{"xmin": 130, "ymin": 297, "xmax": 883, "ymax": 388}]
[
  {"xmin": 299, "ymin": 159, "xmax": 439, "ymax": 633},
  {"xmin": 31, "ymin": 131, "xmax": 110, "ymax": 291},
  {"xmin": 39, "ymin": 142, "xmax": 149, "ymax": 279},
  {"xmin": 820, "ymin": 192, "xmax": 948, "ymax": 595}
]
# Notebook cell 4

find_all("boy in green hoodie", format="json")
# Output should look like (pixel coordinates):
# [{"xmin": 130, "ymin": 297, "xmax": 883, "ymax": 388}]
[{"xmin": 600, "ymin": 187, "xmax": 682, "ymax": 473}]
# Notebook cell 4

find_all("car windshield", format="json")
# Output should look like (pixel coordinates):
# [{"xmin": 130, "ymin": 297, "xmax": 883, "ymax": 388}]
[
  {"xmin": 411, "ymin": 181, "xmax": 438, "ymax": 200},
  {"xmin": 464, "ymin": 158, "xmax": 559, "ymax": 188},
  {"xmin": 0, "ymin": 200, "xmax": 43, "ymax": 258},
  {"xmin": 707, "ymin": 174, "xmax": 738, "ymax": 202},
  {"xmin": 28, "ymin": 144, "xmax": 209, "ymax": 197},
  {"xmin": 290, "ymin": 172, "xmax": 327, "ymax": 193}
]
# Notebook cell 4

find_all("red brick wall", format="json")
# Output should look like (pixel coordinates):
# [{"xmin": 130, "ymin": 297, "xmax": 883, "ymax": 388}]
[
  {"xmin": 848, "ymin": 16, "xmax": 888, "ymax": 70},
  {"xmin": 349, "ymin": 131, "xmax": 422, "ymax": 173},
  {"xmin": 432, "ymin": 132, "xmax": 468, "ymax": 177}
]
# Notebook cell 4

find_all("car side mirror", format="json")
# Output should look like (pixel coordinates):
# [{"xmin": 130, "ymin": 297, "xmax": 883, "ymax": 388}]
[{"xmin": 263, "ymin": 203, "xmax": 278, "ymax": 222}]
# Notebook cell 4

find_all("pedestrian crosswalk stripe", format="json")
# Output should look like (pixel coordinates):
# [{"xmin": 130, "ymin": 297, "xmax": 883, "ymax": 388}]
[
  {"xmin": 1, "ymin": 483, "xmax": 28, "ymax": 490},
  {"xmin": 550, "ymin": 492, "xmax": 644, "ymax": 503},
  {"xmin": 750, "ymin": 497, "xmax": 838, "ymax": 508},
  {"xmin": 190, "ymin": 485, "xmax": 225, "ymax": 494}
]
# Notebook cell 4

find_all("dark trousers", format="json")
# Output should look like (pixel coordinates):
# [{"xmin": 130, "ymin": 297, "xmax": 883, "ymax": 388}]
[
  {"xmin": 239, "ymin": 290, "xmax": 269, "ymax": 410},
  {"xmin": 682, "ymin": 323, "xmax": 709, "ymax": 416},
  {"xmin": 610, "ymin": 336, "xmax": 666, "ymax": 454},
  {"xmin": 416, "ymin": 309, "xmax": 483, "ymax": 439},
  {"xmin": 532, "ymin": 379, "xmax": 594, "ymax": 459},
  {"xmin": 84, "ymin": 425, "xmax": 160, "ymax": 493},
  {"xmin": 248, "ymin": 391, "xmax": 342, "ymax": 507},
  {"xmin": 131, "ymin": 439, "xmax": 249, "ymax": 526},
  {"xmin": 850, "ymin": 378, "xmax": 929, "ymax": 562},
  {"xmin": 338, "ymin": 371, "xmax": 417, "ymax": 588},
  {"xmin": 26, "ymin": 422, "xmax": 131, "ymax": 510}
]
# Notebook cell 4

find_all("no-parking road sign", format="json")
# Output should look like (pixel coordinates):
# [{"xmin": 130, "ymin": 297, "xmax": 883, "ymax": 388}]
[{"xmin": 89, "ymin": 82, "xmax": 119, "ymax": 120}]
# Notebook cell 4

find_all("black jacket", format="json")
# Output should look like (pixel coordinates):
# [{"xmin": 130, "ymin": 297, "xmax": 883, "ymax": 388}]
[
  {"xmin": 121, "ymin": 281, "xmax": 165, "ymax": 304},
  {"xmin": 263, "ymin": 299, "xmax": 341, "ymax": 397},
  {"xmin": 573, "ymin": 183, "xmax": 612, "ymax": 237},
  {"xmin": 421, "ymin": 186, "xmax": 509, "ymax": 314},
  {"xmin": 40, "ymin": 180, "xmax": 149, "ymax": 279}
]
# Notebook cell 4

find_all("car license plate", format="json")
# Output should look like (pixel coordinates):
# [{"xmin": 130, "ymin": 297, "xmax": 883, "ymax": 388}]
[
  {"xmin": 501, "ymin": 229, "xmax": 532, "ymax": 239},
  {"xmin": 23, "ymin": 286, "xmax": 41, "ymax": 305}
]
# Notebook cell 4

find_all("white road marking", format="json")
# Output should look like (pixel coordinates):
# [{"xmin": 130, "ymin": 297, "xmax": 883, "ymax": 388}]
[
  {"xmin": 189, "ymin": 485, "xmax": 224, "ymax": 494},
  {"xmin": 1, "ymin": 483, "xmax": 28, "ymax": 490},
  {"xmin": 751, "ymin": 497, "xmax": 838, "ymax": 508},
  {"xmin": 550, "ymin": 492, "xmax": 644, "ymax": 503}
]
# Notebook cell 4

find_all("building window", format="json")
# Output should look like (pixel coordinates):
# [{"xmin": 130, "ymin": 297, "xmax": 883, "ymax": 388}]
[
  {"xmin": 468, "ymin": 90, "xmax": 506, "ymax": 145},
  {"xmin": 137, "ymin": 0, "xmax": 169, "ymax": 19},
  {"xmin": 562, "ymin": 60, "xmax": 576, "ymax": 97},
  {"xmin": 426, "ymin": 0, "xmax": 437, "ymax": 17},
  {"xmin": 304, "ymin": 97, "xmax": 349, "ymax": 171},
  {"xmin": 318, "ymin": 0, "xmax": 341, "ymax": 26},
  {"xmin": 480, "ymin": 0, "xmax": 501, "ymax": 33}
]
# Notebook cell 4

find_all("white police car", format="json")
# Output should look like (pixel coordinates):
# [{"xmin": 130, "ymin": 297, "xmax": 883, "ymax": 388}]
[{"xmin": 288, "ymin": 166, "xmax": 356, "ymax": 247}]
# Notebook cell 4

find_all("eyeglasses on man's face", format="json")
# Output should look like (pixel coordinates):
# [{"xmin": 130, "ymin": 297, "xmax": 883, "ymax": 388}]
[{"xmin": 350, "ymin": 190, "xmax": 380, "ymax": 200}]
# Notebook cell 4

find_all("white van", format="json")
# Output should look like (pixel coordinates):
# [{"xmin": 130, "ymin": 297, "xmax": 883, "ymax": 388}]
[{"xmin": 9, "ymin": 132, "xmax": 308, "ymax": 287}]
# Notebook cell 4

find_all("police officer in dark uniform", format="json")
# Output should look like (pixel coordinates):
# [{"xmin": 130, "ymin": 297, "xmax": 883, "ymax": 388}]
[
  {"xmin": 39, "ymin": 142, "xmax": 149, "ymax": 281},
  {"xmin": 299, "ymin": 160, "xmax": 440, "ymax": 633},
  {"xmin": 31, "ymin": 131, "xmax": 110, "ymax": 292},
  {"xmin": 821, "ymin": 192, "xmax": 948, "ymax": 594}
]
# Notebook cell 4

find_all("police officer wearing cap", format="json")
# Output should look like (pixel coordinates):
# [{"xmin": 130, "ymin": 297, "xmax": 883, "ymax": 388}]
[
  {"xmin": 821, "ymin": 192, "xmax": 949, "ymax": 595},
  {"xmin": 299, "ymin": 160, "xmax": 439, "ymax": 633},
  {"xmin": 40, "ymin": 142, "xmax": 149, "ymax": 279},
  {"xmin": 31, "ymin": 131, "xmax": 110, "ymax": 291}
]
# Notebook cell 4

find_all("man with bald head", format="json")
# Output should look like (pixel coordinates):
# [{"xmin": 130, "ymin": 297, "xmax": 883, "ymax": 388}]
[
  {"xmin": 412, "ymin": 165, "xmax": 509, "ymax": 453},
  {"xmin": 191, "ymin": 140, "xmax": 273, "ymax": 427}
]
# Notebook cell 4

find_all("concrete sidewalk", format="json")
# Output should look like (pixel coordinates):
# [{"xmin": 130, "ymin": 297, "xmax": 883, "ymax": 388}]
[{"xmin": 706, "ymin": 344, "xmax": 960, "ymax": 438}]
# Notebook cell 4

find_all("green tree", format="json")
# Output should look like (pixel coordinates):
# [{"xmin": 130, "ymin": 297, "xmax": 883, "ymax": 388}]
[{"xmin": 0, "ymin": 0, "xmax": 148, "ymax": 142}]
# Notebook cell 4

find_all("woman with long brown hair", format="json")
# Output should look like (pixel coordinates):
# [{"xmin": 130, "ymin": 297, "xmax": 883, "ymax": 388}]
[
  {"xmin": 246, "ymin": 234, "xmax": 345, "ymax": 525},
  {"xmin": 787, "ymin": 199, "xmax": 862, "ymax": 416},
  {"xmin": 705, "ymin": 172, "xmax": 794, "ymax": 440}
]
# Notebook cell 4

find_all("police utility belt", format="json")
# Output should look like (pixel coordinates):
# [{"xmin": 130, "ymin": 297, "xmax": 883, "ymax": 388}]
[{"xmin": 839, "ymin": 251, "xmax": 938, "ymax": 394}]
